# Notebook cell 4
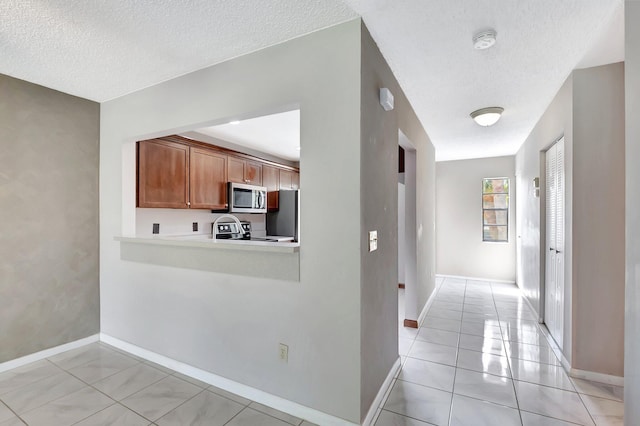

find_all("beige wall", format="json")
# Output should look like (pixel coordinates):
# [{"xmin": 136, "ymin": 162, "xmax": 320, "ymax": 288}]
[
  {"xmin": 436, "ymin": 156, "xmax": 516, "ymax": 282},
  {"xmin": 359, "ymin": 24, "xmax": 436, "ymax": 421},
  {"xmin": 572, "ymin": 63, "xmax": 625, "ymax": 376},
  {"xmin": 0, "ymin": 74, "xmax": 100, "ymax": 363},
  {"xmin": 625, "ymin": 1, "xmax": 640, "ymax": 422}
]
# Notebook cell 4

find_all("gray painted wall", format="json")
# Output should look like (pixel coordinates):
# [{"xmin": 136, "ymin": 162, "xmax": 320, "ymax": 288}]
[
  {"xmin": 359, "ymin": 25, "xmax": 436, "ymax": 420},
  {"xmin": 625, "ymin": 1, "xmax": 640, "ymax": 422},
  {"xmin": 572, "ymin": 63, "xmax": 625, "ymax": 376},
  {"xmin": 0, "ymin": 74, "xmax": 100, "ymax": 363},
  {"xmin": 101, "ymin": 21, "xmax": 363, "ymax": 422},
  {"xmin": 515, "ymin": 75, "xmax": 574, "ymax": 361},
  {"xmin": 515, "ymin": 63, "xmax": 625, "ymax": 375},
  {"xmin": 436, "ymin": 156, "xmax": 516, "ymax": 282}
]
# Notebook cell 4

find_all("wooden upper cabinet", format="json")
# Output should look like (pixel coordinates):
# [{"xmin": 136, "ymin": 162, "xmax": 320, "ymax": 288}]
[
  {"xmin": 245, "ymin": 160, "xmax": 262, "ymax": 185},
  {"xmin": 137, "ymin": 135, "xmax": 297, "ymax": 211},
  {"xmin": 189, "ymin": 147, "xmax": 227, "ymax": 210},
  {"xmin": 138, "ymin": 139, "xmax": 189, "ymax": 208},
  {"xmin": 292, "ymin": 171, "xmax": 300, "ymax": 190},
  {"xmin": 262, "ymin": 165, "xmax": 280, "ymax": 210},
  {"xmin": 227, "ymin": 157, "xmax": 246, "ymax": 184},
  {"xmin": 228, "ymin": 156, "xmax": 262, "ymax": 186},
  {"xmin": 279, "ymin": 169, "xmax": 293, "ymax": 190}
]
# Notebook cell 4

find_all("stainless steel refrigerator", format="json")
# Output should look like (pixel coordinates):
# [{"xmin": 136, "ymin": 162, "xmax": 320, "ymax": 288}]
[{"xmin": 266, "ymin": 190, "xmax": 300, "ymax": 242}]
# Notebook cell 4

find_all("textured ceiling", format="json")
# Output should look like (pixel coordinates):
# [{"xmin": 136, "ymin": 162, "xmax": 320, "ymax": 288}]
[
  {"xmin": 345, "ymin": 0, "xmax": 624, "ymax": 160},
  {"xmin": 0, "ymin": 0, "xmax": 356, "ymax": 102},
  {"xmin": 195, "ymin": 110, "xmax": 300, "ymax": 161},
  {"xmin": 1, "ymin": 1, "xmax": 624, "ymax": 161}
]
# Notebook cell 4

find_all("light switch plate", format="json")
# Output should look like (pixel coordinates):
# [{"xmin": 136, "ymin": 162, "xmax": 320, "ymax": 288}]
[{"xmin": 369, "ymin": 230, "xmax": 378, "ymax": 252}]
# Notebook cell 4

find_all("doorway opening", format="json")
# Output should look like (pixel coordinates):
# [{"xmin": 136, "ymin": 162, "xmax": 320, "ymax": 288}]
[{"xmin": 399, "ymin": 131, "xmax": 418, "ymax": 330}]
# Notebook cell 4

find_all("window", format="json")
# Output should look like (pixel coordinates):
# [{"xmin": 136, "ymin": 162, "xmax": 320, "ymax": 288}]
[{"xmin": 482, "ymin": 177, "xmax": 509, "ymax": 242}]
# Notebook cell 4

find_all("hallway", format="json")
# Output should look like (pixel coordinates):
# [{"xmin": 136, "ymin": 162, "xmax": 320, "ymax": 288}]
[{"xmin": 376, "ymin": 278, "xmax": 623, "ymax": 426}]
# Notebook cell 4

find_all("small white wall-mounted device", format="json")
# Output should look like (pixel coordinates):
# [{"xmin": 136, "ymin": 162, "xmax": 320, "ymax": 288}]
[
  {"xmin": 369, "ymin": 230, "xmax": 378, "ymax": 252},
  {"xmin": 380, "ymin": 88, "xmax": 394, "ymax": 111},
  {"xmin": 533, "ymin": 177, "xmax": 540, "ymax": 198}
]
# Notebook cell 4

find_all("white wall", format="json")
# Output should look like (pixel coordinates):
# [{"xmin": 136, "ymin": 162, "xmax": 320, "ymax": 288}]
[
  {"xmin": 571, "ymin": 63, "xmax": 625, "ymax": 376},
  {"xmin": 436, "ymin": 156, "xmax": 516, "ymax": 282},
  {"xmin": 101, "ymin": 20, "xmax": 363, "ymax": 423},
  {"xmin": 515, "ymin": 75, "xmax": 573, "ymax": 344},
  {"xmin": 516, "ymin": 63, "xmax": 625, "ymax": 375},
  {"xmin": 625, "ymin": 0, "xmax": 640, "ymax": 422}
]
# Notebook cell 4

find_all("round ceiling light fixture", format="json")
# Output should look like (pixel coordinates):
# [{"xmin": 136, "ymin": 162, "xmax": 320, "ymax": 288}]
[
  {"xmin": 470, "ymin": 107, "xmax": 504, "ymax": 127},
  {"xmin": 473, "ymin": 29, "xmax": 497, "ymax": 50}
]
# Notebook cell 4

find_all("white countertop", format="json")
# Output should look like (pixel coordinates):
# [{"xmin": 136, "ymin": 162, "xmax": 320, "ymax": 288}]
[{"xmin": 115, "ymin": 234, "xmax": 300, "ymax": 253}]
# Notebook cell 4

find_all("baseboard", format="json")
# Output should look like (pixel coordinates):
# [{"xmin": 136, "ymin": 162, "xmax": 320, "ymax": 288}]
[
  {"xmin": 570, "ymin": 368, "xmax": 624, "ymax": 387},
  {"xmin": 436, "ymin": 274, "xmax": 516, "ymax": 284},
  {"xmin": 0, "ymin": 334, "xmax": 100, "ymax": 374},
  {"xmin": 100, "ymin": 333, "xmax": 358, "ymax": 426},
  {"xmin": 418, "ymin": 277, "xmax": 442, "ymax": 326},
  {"xmin": 362, "ymin": 357, "xmax": 401, "ymax": 426},
  {"xmin": 521, "ymin": 294, "xmax": 542, "ymax": 323},
  {"xmin": 403, "ymin": 319, "xmax": 418, "ymax": 328}
]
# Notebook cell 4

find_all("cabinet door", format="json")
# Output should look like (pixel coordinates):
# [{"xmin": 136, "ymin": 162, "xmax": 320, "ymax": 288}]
[
  {"xmin": 227, "ymin": 157, "xmax": 246, "ymax": 184},
  {"xmin": 190, "ymin": 147, "xmax": 227, "ymax": 210},
  {"xmin": 245, "ymin": 160, "xmax": 262, "ymax": 185},
  {"xmin": 263, "ymin": 165, "xmax": 280, "ymax": 210},
  {"xmin": 292, "ymin": 171, "xmax": 300, "ymax": 190},
  {"xmin": 138, "ymin": 140, "xmax": 189, "ymax": 208},
  {"xmin": 279, "ymin": 169, "xmax": 293, "ymax": 190}
]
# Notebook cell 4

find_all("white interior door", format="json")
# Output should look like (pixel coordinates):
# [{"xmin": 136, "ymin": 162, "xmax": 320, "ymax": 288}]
[
  {"xmin": 545, "ymin": 138, "xmax": 565, "ymax": 348},
  {"xmin": 545, "ymin": 144, "xmax": 557, "ymax": 338},
  {"xmin": 554, "ymin": 138, "xmax": 565, "ymax": 348}
]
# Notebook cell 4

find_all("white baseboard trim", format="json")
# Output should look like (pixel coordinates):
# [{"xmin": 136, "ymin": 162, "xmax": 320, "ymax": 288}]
[
  {"xmin": 0, "ymin": 334, "xmax": 100, "ymax": 374},
  {"xmin": 536, "ymin": 324, "xmax": 624, "ymax": 387},
  {"xmin": 362, "ymin": 357, "xmax": 401, "ymax": 426},
  {"xmin": 521, "ymin": 294, "xmax": 543, "ymax": 323},
  {"xmin": 100, "ymin": 333, "xmax": 358, "ymax": 426},
  {"xmin": 418, "ymin": 278, "xmax": 442, "ymax": 326},
  {"xmin": 436, "ymin": 274, "xmax": 516, "ymax": 284},
  {"xmin": 570, "ymin": 368, "xmax": 624, "ymax": 387}
]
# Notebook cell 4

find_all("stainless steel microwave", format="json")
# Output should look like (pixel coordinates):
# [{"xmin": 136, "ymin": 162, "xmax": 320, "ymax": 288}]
[{"xmin": 228, "ymin": 182, "xmax": 267, "ymax": 213}]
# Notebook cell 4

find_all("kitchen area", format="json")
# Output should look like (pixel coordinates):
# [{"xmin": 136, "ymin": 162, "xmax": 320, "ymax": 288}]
[{"xmin": 117, "ymin": 109, "xmax": 302, "ymax": 280}]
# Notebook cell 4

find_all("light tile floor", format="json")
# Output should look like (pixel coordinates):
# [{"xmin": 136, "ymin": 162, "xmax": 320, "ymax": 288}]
[
  {"xmin": 0, "ymin": 343, "xmax": 317, "ymax": 426},
  {"xmin": 379, "ymin": 277, "xmax": 624, "ymax": 426},
  {"xmin": 0, "ymin": 278, "xmax": 624, "ymax": 426}
]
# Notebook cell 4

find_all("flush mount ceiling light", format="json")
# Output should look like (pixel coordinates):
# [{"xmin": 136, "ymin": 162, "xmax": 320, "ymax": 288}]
[
  {"xmin": 470, "ymin": 107, "xmax": 504, "ymax": 127},
  {"xmin": 228, "ymin": 120, "xmax": 241, "ymax": 125},
  {"xmin": 473, "ymin": 29, "xmax": 497, "ymax": 50}
]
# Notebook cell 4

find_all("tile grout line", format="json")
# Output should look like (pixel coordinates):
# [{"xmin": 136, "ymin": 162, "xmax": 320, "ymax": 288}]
[
  {"xmin": 491, "ymin": 282, "xmax": 525, "ymax": 426},
  {"xmin": 446, "ymin": 278, "xmax": 466, "ymax": 426}
]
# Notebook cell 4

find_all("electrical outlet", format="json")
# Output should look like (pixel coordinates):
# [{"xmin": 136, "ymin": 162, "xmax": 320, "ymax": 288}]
[
  {"xmin": 152, "ymin": 223, "xmax": 160, "ymax": 234},
  {"xmin": 279, "ymin": 343, "xmax": 288, "ymax": 362},
  {"xmin": 192, "ymin": 222, "xmax": 198, "ymax": 232}
]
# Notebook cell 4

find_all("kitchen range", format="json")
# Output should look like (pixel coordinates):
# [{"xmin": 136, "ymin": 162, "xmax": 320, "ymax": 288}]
[{"xmin": 213, "ymin": 187, "xmax": 299, "ymax": 243}]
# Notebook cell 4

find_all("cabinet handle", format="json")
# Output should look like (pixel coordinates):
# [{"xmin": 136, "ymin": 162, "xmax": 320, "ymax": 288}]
[{"xmin": 187, "ymin": 201, "xmax": 191, "ymax": 206}]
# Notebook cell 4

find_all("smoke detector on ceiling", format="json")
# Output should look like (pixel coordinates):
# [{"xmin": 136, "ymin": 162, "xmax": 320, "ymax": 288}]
[{"xmin": 473, "ymin": 29, "xmax": 497, "ymax": 50}]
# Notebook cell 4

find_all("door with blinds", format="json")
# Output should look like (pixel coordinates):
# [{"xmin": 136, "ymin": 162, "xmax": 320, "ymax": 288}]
[{"xmin": 545, "ymin": 137, "xmax": 565, "ymax": 348}]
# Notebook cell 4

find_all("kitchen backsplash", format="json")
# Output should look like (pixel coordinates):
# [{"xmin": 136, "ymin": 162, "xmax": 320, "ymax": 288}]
[{"xmin": 136, "ymin": 208, "xmax": 266, "ymax": 237}]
